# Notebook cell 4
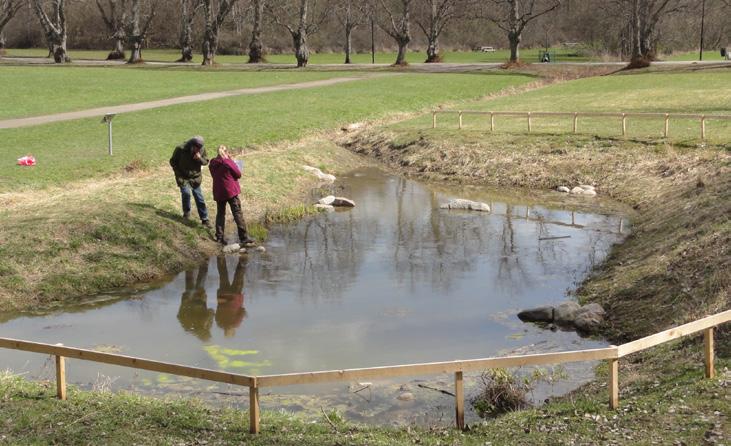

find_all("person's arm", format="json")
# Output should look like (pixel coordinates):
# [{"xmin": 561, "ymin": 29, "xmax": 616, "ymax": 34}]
[
  {"xmin": 170, "ymin": 147, "xmax": 181, "ymax": 174},
  {"xmin": 197, "ymin": 147, "xmax": 209, "ymax": 166},
  {"xmin": 225, "ymin": 159, "xmax": 241, "ymax": 179}
]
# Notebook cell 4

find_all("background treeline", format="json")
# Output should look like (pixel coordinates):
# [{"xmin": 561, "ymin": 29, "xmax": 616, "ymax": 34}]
[{"xmin": 0, "ymin": 0, "xmax": 728, "ymax": 64}]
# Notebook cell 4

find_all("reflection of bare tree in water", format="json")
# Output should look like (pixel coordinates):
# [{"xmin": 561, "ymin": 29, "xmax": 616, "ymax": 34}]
[
  {"xmin": 177, "ymin": 263, "xmax": 213, "ymax": 341},
  {"xmin": 495, "ymin": 205, "xmax": 533, "ymax": 297}
]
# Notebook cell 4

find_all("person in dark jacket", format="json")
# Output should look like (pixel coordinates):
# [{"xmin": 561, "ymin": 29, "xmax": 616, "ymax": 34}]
[
  {"xmin": 208, "ymin": 145, "xmax": 254, "ymax": 246},
  {"xmin": 170, "ymin": 136, "xmax": 210, "ymax": 226}
]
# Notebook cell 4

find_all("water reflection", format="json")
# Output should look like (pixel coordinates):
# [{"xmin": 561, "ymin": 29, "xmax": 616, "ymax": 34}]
[{"xmin": 0, "ymin": 167, "xmax": 629, "ymax": 425}]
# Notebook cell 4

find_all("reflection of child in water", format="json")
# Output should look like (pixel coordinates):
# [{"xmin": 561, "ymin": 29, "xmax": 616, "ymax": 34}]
[
  {"xmin": 177, "ymin": 264, "xmax": 214, "ymax": 341},
  {"xmin": 215, "ymin": 256, "xmax": 247, "ymax": 338}
]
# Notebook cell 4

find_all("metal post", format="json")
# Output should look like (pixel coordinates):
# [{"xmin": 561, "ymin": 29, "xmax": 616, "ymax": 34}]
[
  {"xmin": 370, "ymin": 17, "xmax": 375, "ymax": 65},
  {"xmin": 107, "ymin": 120, "xmax": 113, "ymax": 156}
]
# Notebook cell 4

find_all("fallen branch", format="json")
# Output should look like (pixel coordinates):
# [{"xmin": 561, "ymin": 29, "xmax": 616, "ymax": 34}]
[
  {"xmin": 417, "ymin": 383, "xmax": 455, "ymax": 397},
  {"xmin": 320, "ymin": 407, "xmax": 339, "ymax": 432},
  {"xmin": 538, "ymin": 235, "xmax": 571, "ymax": 241}
]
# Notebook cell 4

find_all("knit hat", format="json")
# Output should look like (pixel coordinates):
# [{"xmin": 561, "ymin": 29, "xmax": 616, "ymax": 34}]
[{"xmin": 187, "ymin": 135, "xmax": 205, "ymax": 148}]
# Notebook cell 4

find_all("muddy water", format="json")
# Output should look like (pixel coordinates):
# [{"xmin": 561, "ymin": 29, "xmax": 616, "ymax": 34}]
[{"xmin": 0, "ymin": 167, "xmax": 628, "ymax": 426}]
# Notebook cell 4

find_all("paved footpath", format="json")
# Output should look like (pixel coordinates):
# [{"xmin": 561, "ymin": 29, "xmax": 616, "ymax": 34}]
[{"xmin": 0, "ymin": 75, "xmax": 387, "ymax": 129}]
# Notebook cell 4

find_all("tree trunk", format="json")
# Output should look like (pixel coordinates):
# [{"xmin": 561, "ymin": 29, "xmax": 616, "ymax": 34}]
[
  {"xmin": 128, "ymin": 36, "xmax": 143, "ymax": 63},
  {"xmin": 0, "ymin": 33, "xmax": 5, "ymax": 56},
  {"xmin": 107, "ymin": 31, "xmax": 126, "ymax": 60},
  {"xmin": 344, "ymin": 25, "xmax": 352, "ymax": 64},
  {"xmin": 293, "ymin": 30, "xmax": 309, "ymax": 67},
  {"xmin": 50, "ymin": 33, "xmax": 69, "ymax": 63},
  {"xmin": 202, "ymin": 23, "xmax": 218, "ymax": 65},
  {"xmin": 179, "ymin": 23, "xmax": 194, "ymax": 62},
  {"xmin": 424, "ymin": 30, "xmax": 439, "ymax": 63},
  {"xmin": 247, "ymin": 0, "xmax": 264, "ymax": 63},
  {"xmin": 394, "ymin": 37, "xmax": 408, "ymax": 65},
  {"xmin": 508, "ymin": 31, "xmax": 520, "ymax": 62}
]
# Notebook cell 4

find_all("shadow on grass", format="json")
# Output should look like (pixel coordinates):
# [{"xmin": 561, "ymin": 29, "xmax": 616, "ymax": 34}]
[{"xmin": 128, "ymin": 202, "xmax": 201, "ymax": 230}]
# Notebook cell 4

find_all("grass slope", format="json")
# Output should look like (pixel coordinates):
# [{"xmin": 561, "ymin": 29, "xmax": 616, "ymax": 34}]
[{"xmin": 0, "ymin": 72, "xmax": 531, "ymax": 190}]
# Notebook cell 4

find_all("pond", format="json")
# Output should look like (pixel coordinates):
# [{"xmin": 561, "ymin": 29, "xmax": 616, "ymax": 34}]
[{"xmin": 0, "ymin": 167, "xmax": 629, "ymax": 426}]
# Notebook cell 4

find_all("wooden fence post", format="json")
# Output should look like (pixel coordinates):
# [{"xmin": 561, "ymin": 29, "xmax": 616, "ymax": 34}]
[
  {"xmin": 527, "ymin": 112, "xmax": 532, "ymax": 132},
  {"xmin": 458, "ymin": 112, "xmax": 463, "ymax": 130},
  {"xmin": 432, "ymin": 112, "xmax": 437, "ymax": 129},
  {"xmin": 55, "ymin": 355, "xmax": 67, "ymax": 400},
  {"xmin": 704, "ymin": 327, "xmax": 715, "ymax": 379},
  {"xmin": 621, "ymin": 113, "xmax": 627, "ymax": 137},
  {"xmin": 455, "ymin": 371, "xmax": 464, "ymax": 430},
  {"xmin": 249, "ymin": 379, "xmax": 260, "ymax": 434},
  {"xmin": 700, "ymin": 115, "xmax": 706, "ymax": 140},
  {"xmin": 608, "ymin": 358, "xmax": 619, "ymax": 409},
  {"xmin": 573, "ymin": 113, "xmax": 578, "ymax": 133},
  {"xmin": 664, "ymin": 114, "xmax": 669, "ymax": 137},
  {"xmin": 490, "ymin": 112, "xmax": 495, "ymax": 132}
]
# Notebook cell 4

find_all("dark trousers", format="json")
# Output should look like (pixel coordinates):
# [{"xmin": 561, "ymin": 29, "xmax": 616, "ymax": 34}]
[
  {"xmin": 215, "ymin": 195, "xmax": 248, "ymax": 244},
  {"xmin": 180, "ymin": 184, "xmax": 208, "ymax": 221}
]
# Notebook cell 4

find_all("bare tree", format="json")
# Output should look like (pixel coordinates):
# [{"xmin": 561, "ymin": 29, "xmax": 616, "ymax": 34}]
[
  {"xmin": 267, "ymin": 0, "xmax": 331, "ymax": 67},
  {"xmin": 96, "ymin": 0, "xmax": 129, "ymax": 60},
  {"xmin": 480, "ymin": 0, "xmax": 562, "ymax": 63},
  {"xmin": 31, "ymin": 0, "xmax": 70, "ymax": 63},
  {"xmin": 371, "ymin": 0, "xmax": 413, "ymax": 65},
  {"xmin": 415, "ymin": 0, "xmax": 464, "ymax": 62},
  {"xmin": 125, "ymin": 0, "xmax": 156, "ymax": 63},
  {"xmin": 247, "ymin": 0, "xmax": 265, "ymax": 62},
  {"xmin": 335, "ymin": 0, "xmax": 367, "ymax": 63},
  {"xmin": 623, "ymin": 0, "xmax": 687, "ymax": 66},
  {"xmin": 200, "ymin": 0, "xmax": 238, "ymax": 65},
  {"xmin": 179, "ymin": 0, "xmax": 202, "ymax": 62},
  {"xmin": 0, "ymin": 1, "xmax": 22, "ymax": 55}
]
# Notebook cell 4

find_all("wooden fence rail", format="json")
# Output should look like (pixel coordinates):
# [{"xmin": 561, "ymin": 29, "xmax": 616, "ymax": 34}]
[
  {"xmin": 431, "ymin": 110, "xmax": 731, "ymax": 139},
  {"xmin": 1, "ymin": 309, "xmax": 730, "ymax": 434}
]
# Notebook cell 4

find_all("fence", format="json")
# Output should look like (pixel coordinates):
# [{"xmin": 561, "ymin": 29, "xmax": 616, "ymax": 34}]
[
  {"xmin": 1, "ymin": 309, "xmax": 729, "ymax": 434},
  {"xmin": 430, "ymin": 110, "xmax": 731, "ymax": 140}
]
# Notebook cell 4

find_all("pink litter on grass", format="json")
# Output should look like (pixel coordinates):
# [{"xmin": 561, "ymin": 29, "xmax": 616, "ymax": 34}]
[{"xmin": 17, "ymin": 156, "xmax": 36, "ymax": 166}]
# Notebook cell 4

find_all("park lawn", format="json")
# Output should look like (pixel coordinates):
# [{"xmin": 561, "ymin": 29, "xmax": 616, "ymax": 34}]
[
  {"xmin": 665, "ymin": 50, "xmax": 726, "ymax": 61},
  {"xmin": 4, "ymin": 47, "xmax": 594, "ymax": 65},
  {"xmin": 0, "ymin": 66, "xmax": 350, "ymax": 119},
  {"xmin": 0, "ymin": 72, "xmax": 531, "ymax": 191},
  {"xmin": 393, "ymin": 69, "xmax": 731, "ymax": 142}
]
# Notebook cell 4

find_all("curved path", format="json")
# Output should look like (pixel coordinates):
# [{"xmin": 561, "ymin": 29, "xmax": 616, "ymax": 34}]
[{"xmin": 0, "ymin": 74, "xmax": 389, "ymax": 129}]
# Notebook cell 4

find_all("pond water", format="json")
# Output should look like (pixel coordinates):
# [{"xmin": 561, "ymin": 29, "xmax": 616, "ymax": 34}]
[{"xmin": 0, "ymin": 167, "xmax": 629, "ymax": 426}]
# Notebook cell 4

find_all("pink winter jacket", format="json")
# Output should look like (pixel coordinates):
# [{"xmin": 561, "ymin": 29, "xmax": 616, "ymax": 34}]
[{"xmin": 208, "ymin": 157, "xmax": 242, "ymax": 202}]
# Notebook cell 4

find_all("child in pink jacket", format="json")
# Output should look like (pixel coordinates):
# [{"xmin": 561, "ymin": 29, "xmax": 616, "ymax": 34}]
[{"xmin": 208, "ymin": 145, "xmax": 255, "ymax": 246}]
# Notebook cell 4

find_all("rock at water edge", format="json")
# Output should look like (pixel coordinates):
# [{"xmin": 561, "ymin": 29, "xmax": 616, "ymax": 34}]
[
  {"xmin": 554, "ymin": 302, "xmax": 581, "ymax": 325},
  {"xmin": 517, "ymin": 306, "xmax": 554, "ymax": 323},
  {"xmin": 317, "ymin": 196, "xmax": 336, "ymax": 205},
  {"xmin": 332, "ymin": 197, "xmax": 356, "ymax": 207},
  {"xmin": 440, "ymin": 199, "xmax": 491, "ymax": 212},
  {"xmin": 557, "ymin": 186, "xmax": 571, "ymax": 193},
  {"xmin": 222, "ymin": 243, "xmax": 241, "ymax": 254},
  {"xmin": 314, "ymin": 203, "xmax": 335, "ymax": 212}
]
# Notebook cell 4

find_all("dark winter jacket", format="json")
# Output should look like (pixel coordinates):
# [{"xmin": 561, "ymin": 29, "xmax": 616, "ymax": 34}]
[
  {"xmin": 208, "ymin": 157, "xmax": 242, "ymax": 202},
  {"xmin": 170, "ymin": 141, "xmax": 209, "ymax": 188}
]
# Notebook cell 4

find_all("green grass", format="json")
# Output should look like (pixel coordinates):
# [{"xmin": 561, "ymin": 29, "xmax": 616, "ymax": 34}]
[
  {"xmin": 0, "ymin": 66, "xmax": 347, "ymax": 119},
  {"xmin": 396, "ymin": 70, "xmax": 731, "ymax": 141},
  {"xmin": 0, "ymin": 72, "xmax": 531, "ymax": 190},
  {"xmin": 5, "ymin": 47, "xmax": 595, "ymax": 64},
  {"xmin": 664, "ymin": 50, "xmax": 726, "ymax": 61}
]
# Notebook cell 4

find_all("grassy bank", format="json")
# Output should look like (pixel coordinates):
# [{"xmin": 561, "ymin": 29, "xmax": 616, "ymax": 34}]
[{"xmin": 0, "ymin": 139, "xmax": 363, "ymax": 313}]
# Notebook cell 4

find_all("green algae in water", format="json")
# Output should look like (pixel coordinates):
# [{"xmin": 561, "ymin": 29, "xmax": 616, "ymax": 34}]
[{"xmin": 204, "ymin": 345, "xmax": 272, "ymax": 371}]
